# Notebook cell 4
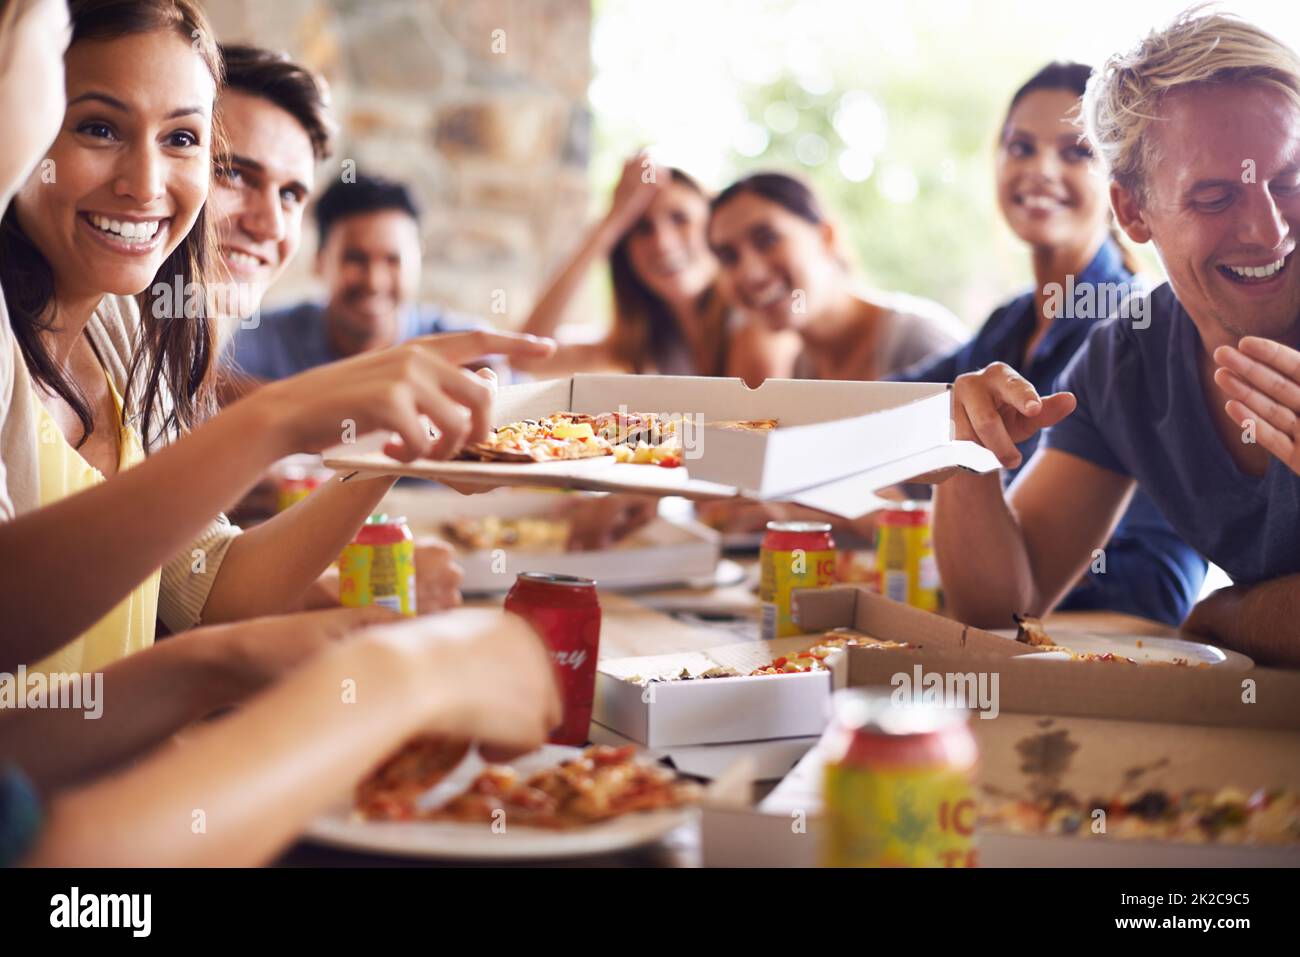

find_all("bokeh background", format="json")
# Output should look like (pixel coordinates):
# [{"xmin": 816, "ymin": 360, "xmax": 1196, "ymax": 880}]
[{"xmin": 205, "ymin": 0, "xmax": 1300, "ymax": 333}]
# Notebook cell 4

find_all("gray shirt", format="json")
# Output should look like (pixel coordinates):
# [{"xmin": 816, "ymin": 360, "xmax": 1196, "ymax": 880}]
[{"xmin": 792, "ymin": 292, "xmax": 967, "ymax": 380}]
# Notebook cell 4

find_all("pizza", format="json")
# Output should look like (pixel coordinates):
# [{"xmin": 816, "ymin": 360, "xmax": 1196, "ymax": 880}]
[
  {"xmin": 1012, "ymin": 615, "xmax": 1205, "ymax": 666},
  {"xmin": 980, "ymin": 786, "xmax": 1300, "ymax": 845},
  {"xmin": 441, "ymin": 515, "xmax": 571, "ymax": 551},
  {"xmin": 455, "ymin": 411, "xmax": 779, "ymax": 467},
  {"xmin": 458, "ymin": 411, "xmax": 671, "ymax": 464},
  {"xmin": 355, "ymin": 744, "xmax": 701, "ymax": 829},
  {"xmin": 750, "ymin": 628, "xmax": 909, "ymax": 675},
  {"xmin": 611, "ymin": 438, "xmax": 683, "ymax": 468},
  {"xmin": 354, "ymin": 736, "xmax": 470, "ymax": 821}
]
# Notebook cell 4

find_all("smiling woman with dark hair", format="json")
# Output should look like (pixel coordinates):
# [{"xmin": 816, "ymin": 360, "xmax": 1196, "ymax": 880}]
[
  {"xmin": 0, "ymin": 2, "xmax": 560, "ymax": 868},
  {"xmin": 708, "ymin": 170, "xmax": 967, "ymax": 381},
  {"xmin": 513, "ymin": 152, "xmax": 802, "ymax": 382},
  {"xmin": 891, "ymin": 61, "xmax": 1206, "ymax": 627},
  {"xmin": 0, "ymin": 0, "xmax": 555, "ymax": 673}
]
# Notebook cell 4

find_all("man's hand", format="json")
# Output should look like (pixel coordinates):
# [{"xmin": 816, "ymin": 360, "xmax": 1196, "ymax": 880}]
[
  {"xmin": 951, "ymin": 362, "xmax": 1077, "ymax": 468},
  {"xmin": 1214, "ymin": 336, "xmax": 1300, "ymax": 475}
]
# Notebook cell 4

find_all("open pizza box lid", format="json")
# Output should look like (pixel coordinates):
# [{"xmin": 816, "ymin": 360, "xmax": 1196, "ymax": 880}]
[{"xmin": 322, "ymin": 374, "xmax": 1001, "ymax": 519}]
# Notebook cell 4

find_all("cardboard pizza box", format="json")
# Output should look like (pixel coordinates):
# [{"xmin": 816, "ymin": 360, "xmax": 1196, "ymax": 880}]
[
  {"xmin": 588, "ymin": 720, "xmax": 817, "ymax": 782},
  {"xmin": 593, "ymin": 635, "xmax": 857, "ymax": 748},
  {"xmin": 322, "ymin": 374, "xmax": 1001, "ymax": 519},
  {"xmin": 379, "ymin": 486, "xmax": 722, "ymax": 593},
  {"xmin": 700, "ymin": 720, "xmax": 1300, "ymax": 867},
  {"xmin": 592, "ymin": 585, "xmax": 1043, "ymax": 749},
  {"xmin": 693, "ymin": 587, "xmax": 1300, "ymax": 866},
  {"xmin": 793, "ymin": 586, "xmax": 1300, "ymax": 731}
]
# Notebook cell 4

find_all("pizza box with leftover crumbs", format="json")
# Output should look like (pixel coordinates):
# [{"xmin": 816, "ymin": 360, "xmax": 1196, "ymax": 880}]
[
  {"xmin": 379, "ymin": 486, "xmax": 721, "ymax": 593},
  {"xmin": 692, "ymin": 586, "xmax": 1300, "ymax": 866},
  {"xmin": 593, "ymin": 587, "xmax": 1040, "ymax": 749},
  {"xmin": 322, "ymin": 374, "xmax": 1001, "ymax": 519},
  {"xmin": 700, "ymin": 718, "xmax": 1300, "ymax": 867},
  {"xmin": 593, "ymin": 636, "xmax": 849, "ymax": 748},
  {"xmin": 794, "ymin": 586, "xmax": 1300, "ymax": 731},
  {"xmin": 588, "ymin": 720, "xmax": 819, "ymax": 782}
]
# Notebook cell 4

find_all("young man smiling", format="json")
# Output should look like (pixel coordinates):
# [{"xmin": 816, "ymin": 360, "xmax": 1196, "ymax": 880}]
[
  {"xmin": 204, "ymin": 44, "xmax": 490, "ymax": 613},
  {"xmin": 208, "ymin": 44, "xmax": 333, "ymax": 326},
  {"xmin": 933, "ymin": 9, "xmax": 1300, "ymax": 666},
  {"xmin": 226, "ymin": 173, "xmax": 481, "ymax": 386}
]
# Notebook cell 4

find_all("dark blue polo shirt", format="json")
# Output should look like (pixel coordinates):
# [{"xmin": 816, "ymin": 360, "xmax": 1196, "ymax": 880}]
[
  {"xmin": 895, "ymin": 240, "xmax": 1207, "ymax": 625},
  {"xmin": 228, "ymin": 300, "xmax": 480, "ymax": 381},
  {"xmin": 1044, "ymin": 282, "xmax": 1300, "ymax": 587}
]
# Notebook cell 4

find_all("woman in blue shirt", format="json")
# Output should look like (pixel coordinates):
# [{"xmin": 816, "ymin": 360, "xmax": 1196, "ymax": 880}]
[{"xmin": 895, "ymin": 62, "xmax": 1207, "ymax": 626}]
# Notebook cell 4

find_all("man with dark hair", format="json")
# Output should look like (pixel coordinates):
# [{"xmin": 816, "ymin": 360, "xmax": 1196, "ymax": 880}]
[
  {"xmin": 229, "ymin": 172, "xmax": 479, "ymax": 382},
  {"xmin": 207, "ymin": 44, "xmax": 476, "ymax": 609},
  {"xmin": 210, "ymin": 44, "xmax": 336, "ymax": 320}
]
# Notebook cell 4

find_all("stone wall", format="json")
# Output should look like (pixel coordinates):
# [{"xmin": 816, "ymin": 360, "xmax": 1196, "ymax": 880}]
[{"xmin": 203, "ymin": 0, "xmax": 592, "ymax": 325}]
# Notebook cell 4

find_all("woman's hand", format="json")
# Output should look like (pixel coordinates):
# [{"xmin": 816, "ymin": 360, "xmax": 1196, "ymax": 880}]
[
  {"xmin": 204, "ymin": 605, "xmax": 402, "ymax": 703},
  {"xmin": 604, "ymin": 151, "xmax": 665, "ymax": 235},
  {"xmin": 368, "ymin": 609, "xmax": 562, "ymax": 759},
  {"xmin": 245, "ymin": 331, "xmax": 556, "ymax": 463},
  {"xmin": 413, "ymin": 536, "xmax": 464, "ymax": 611}
]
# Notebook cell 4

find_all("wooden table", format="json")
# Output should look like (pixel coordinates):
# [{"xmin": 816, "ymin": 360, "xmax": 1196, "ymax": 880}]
[{"xmin": 276, "ymin": 565, "xmax": 1175, "ymax": 867}]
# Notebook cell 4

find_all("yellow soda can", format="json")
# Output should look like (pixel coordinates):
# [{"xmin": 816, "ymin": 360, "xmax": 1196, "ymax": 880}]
[
  {"xmin": 759, "ymin": 521, "xmax": 836, "ymax": 639},
  {"xmin": 338, "ymin": 514, "xmax": 417, "ymax": 616},
  {"xmin": 821, "ymin": 690, "xmax": 978, "ymax": 868},
  {"xmin": 876, "ymin": 502, "xmax": 940, "ymax": 611}
]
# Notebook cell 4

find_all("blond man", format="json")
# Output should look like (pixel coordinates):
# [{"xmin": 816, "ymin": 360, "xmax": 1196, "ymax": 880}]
[{"xmin": 933, "ymin": 7, "xmax": 1300, "ymax": 665}]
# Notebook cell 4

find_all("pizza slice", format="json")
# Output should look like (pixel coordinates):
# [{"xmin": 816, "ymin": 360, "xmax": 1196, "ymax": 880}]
[
  {"xmin": 354, "ymin": 736, "xmax": 470, "ymax": 821},
  {"xmin": 398, "ymin": 745, "xmax": 701, "ymax": 830},
  {"xmin": 458, "ymin": 413, "xmax": 616, "ymax": 463}
]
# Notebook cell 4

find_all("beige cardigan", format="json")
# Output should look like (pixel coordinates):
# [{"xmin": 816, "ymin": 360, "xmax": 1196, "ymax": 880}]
[{"xmin": 0, "ymin": 292, "xmax": 241, "ymax": 632}]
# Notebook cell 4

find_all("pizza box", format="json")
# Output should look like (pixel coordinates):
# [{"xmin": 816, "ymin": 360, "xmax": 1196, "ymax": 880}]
[
  {"xmin": 793, "ymin": 586, "xmax": 1300, "ymax": 730},
  {"xmin": 588, "ymin": 720, "xmax": 818, "ymax": 782},
  {"xmin": 378, "ymin": 486, "xmax": 722, "ymax": 593},
  {"xmin": 593, "ymin": 635, "xmax": 855, "ymax": 748},
  {"xmin": 700, "ymin": 716, "xmax": 1300, "ymax": 867},
  {"xmin": 689, "ymin": 586, "xmax": 1300, "ymax": 865},
  {"xmin": 324, "ymin": 374, "xmax": 1001, "ymax": 519}
]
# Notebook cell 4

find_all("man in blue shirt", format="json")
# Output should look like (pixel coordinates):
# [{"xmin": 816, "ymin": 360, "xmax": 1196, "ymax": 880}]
[
  {"xmin": 895, "ymin": 239, "xmax": 1206, "ymax": 627},
  {"xmin": 228, "ymin": 174, "xmax": 480, "ymax": 386},
  {"xmin": 933, "ymin": 10, "xmax": 1300, "ymax": 666}
]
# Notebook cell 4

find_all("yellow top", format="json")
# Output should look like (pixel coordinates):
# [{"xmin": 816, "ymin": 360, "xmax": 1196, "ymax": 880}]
[{"xmin": 28, "ymin": 374, "xmax": 160, "ymax": 675}]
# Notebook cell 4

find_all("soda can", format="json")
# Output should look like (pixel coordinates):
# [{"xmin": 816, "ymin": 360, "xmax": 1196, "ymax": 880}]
[
  {"xmin": 275, "ymin": 465, "xmax": 324, "ymax": 512},
  {"xmin": 504, "ymin": 572, "xmax": 602, "ymax": 746},
  {"xmin": 876, "ymin": 502, "xmax": 940, "ymax": 611},
  {"xmin": 338, "ymin": 514, "xmax": 417, "ymax": 616},
  {"xmin": 759, "ymin": 521, "xmax": 836, "ymax": 640},
  {"xmin": 821, "ymin": 689, "xmax": 978, "ymax": 867}
]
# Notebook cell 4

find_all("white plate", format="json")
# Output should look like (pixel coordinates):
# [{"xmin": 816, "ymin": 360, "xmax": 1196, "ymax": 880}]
[
  {"xmin": 1016, "ymin": 633, "xmax": 1253, "ymax": 670},
  {"xmin": 303, "ymin": 745, "xmax": 696, "ymax": 861}
]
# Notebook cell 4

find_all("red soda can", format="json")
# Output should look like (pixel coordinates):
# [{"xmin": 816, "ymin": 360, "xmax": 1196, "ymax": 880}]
[{"xmin": 504, "ymin": 572, "xmax": 602, "ymax": 746}]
